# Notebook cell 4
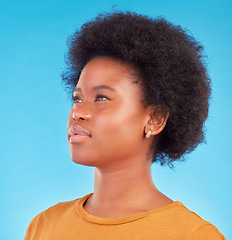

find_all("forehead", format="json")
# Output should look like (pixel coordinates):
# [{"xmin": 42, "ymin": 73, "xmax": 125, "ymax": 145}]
[
  {"xmin": 75, "ymin": 57, "xmax": 146, "ymax": 108},
  {"xmin": 77, "ymin": 57, "xmax": 137, "ymax": 88}
]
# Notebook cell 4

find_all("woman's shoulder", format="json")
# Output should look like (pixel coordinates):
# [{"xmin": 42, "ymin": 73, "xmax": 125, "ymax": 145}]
[
  {"xmin": 32, "ymin": 197, "xmax": 80, "ymax": 220},
  {"xmin": 185, "ymin": 224, "xmax": 226, "ymax": 240},
  {"xmin": 25, "ymin": 197, "xmax": 81, "ymax": 238},
  {"xmin": 147, "ymin": 201, "xmax": 225, "ymax": 239}
]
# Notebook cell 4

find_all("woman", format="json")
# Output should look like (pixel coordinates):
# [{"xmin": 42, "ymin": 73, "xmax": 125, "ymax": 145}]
[{"xmin": 25, "ymin": 11, "xmax": 226, "ymax": 239}]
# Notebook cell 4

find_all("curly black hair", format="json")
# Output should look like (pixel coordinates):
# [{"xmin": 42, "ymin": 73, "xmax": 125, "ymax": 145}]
[{"xmin": 62, "ymin": 10, "xmax": 211, "ymax": 166}]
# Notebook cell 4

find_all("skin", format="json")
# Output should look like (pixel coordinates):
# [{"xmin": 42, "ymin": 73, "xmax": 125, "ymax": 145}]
[{"xmin": 67, "ymin": 57, "xmax": 172, "ymax": 218}]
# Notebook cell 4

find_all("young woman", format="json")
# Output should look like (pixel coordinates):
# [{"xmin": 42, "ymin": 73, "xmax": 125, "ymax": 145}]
[{"xmin": 25, "ymin": 11, "xmax": 226, "ymax": 239}]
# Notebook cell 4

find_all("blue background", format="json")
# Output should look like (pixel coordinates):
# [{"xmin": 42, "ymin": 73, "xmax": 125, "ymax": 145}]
[{"xmin": 0, "ymin": 0, "xmax": 231, "ymax": 239}]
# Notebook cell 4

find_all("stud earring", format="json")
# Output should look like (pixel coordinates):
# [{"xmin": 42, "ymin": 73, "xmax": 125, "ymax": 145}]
[{"xmin": 145, "ymin": 129, "xmax": 152, "ymax": 139}]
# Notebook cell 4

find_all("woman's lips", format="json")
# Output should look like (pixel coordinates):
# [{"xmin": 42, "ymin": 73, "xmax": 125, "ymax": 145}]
[
  {"xmin": 70, "ymin": 134, "xmax": 91, "ymax": 143},
  {"xmin": 68, "ymin": 125, "xmax": 91, "ymax": 143}
]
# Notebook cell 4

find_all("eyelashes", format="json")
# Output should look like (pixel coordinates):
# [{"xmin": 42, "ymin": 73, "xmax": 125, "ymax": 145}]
[
  {"xmin": 72, "ymin": 94, "xmax": 111, "ymax": 103},
  {"xmin": 95, "ymin": 94, "xmax": 110, "ymax": 101},
  {"xmin": 72, "ymin": 95, "xmax": 82, "ymax": 103}
]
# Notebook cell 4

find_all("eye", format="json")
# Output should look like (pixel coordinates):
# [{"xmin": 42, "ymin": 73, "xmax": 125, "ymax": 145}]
[
  {"xmin": 72, "ymin": 95, "xmax": 83, "ymax": 103},
  {"xmin": 95, "ymin": 94, "xmax": 110, "ymax": 101}
]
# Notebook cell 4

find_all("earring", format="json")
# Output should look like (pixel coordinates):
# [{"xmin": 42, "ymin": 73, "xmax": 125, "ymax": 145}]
[{"xmin": 145, "ymin": 129, "xmax": 152, "ymax": 139}]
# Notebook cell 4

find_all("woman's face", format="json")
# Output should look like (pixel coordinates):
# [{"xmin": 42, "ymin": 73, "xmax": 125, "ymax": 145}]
[{"xmin": 67, "ymin": 57, "xmax": 151, "ymax": 169}]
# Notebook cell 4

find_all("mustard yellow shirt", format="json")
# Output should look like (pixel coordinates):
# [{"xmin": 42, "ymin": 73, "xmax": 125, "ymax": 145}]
[{"xmin": 25, "ymin": 193, "xmax": 226, "ymax": 240}]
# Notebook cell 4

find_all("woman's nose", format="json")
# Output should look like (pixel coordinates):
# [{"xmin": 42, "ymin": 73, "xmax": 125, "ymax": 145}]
[{"xmin": 72, "ymin": 104, "xmax": 91, "ymax": 122}]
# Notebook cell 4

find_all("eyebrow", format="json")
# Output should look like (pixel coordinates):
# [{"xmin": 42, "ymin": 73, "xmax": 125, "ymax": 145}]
[{"xmin": 74, "ymin": 85, "xmax": 116, "ymax": 93}]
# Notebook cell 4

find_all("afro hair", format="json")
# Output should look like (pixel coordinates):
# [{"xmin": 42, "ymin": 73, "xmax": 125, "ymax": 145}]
[{"xmin": 62, "ymin": 11, "xmax": 211, "ymax": 166}]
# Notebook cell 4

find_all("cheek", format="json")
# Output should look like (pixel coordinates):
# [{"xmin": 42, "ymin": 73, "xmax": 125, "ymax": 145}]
[{"xmin": 94, "ymin": 106, "xmax": 145, "ymax": 145}]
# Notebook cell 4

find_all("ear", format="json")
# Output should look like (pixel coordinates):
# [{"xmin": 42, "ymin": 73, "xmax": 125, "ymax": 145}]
[{"xmin": 145, "ymin": 106, "xmax": 169, "ymax": 137}]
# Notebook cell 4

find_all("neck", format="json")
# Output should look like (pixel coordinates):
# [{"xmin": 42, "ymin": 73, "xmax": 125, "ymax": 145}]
[
  {"xmin": 94, "ymin": 161, "xmax": 155, "ymax": 205},
  {"xmin": 83, "ymin": 158, "xmax": 173, "ymax": 218}
]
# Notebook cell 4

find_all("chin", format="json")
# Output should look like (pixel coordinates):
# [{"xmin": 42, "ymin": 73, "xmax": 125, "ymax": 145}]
[
  {"xmin": 71, "ymin": 159, "xmax": 96, "ymax": 167},
  {"xmin": 70, "ymin": 152, "xmax": 96, "ymax": 167}
]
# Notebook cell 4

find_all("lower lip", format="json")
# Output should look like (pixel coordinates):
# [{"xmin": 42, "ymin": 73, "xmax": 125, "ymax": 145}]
[{"xmin": 69, "ymin": 134, "xmax": 91, "ymax": 143}]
